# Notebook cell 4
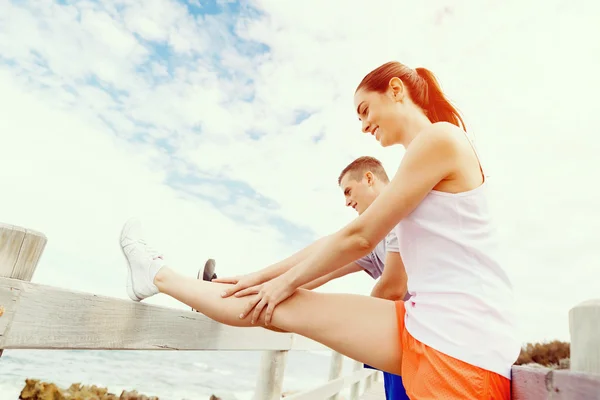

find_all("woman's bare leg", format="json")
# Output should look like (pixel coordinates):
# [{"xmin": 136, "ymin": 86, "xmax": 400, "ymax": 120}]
[
  {"xmin": 121, "ymin": 218, "xmax": 402, "ymax": 375},
  {"xmin": 155, "ymin": 267, "xmax": 403, "ymax": 375}
]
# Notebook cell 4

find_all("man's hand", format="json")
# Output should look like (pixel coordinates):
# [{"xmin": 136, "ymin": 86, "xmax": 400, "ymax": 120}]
[
  {"xmin": 239, "ymin": 273, "xmax": 297, "ymax": 326},
  {"xmin": 213, "ymin": 271, "xmax": 269, "ymax": 298}
]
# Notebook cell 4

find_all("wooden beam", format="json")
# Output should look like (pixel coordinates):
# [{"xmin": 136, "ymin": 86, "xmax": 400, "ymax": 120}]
[
  {"xmin": 570, "ymin": 299, "xmax": 600, "ymax": 374},
  {"xmin": 284, "ymin": 368, "xmax": 376, "ymax": 400},
  {"xmin": 511, "ymin": 366, "xmax": 600, "ymax": 399},
  {"xmin": 551, "ymin": 368, "xmax": 600, "ymax": 399},
  {"xmin": 350, "ymin": 360, "xmax": 363, "ymax": 400},
  {"xmin": 0, "ymin": 278, "xmax": 326, "ymax": 351},
  {"xmin": 254, "ymin": 350, "xmax": 288, "ymax": 400},
  {"xmin": 0, "ymin": 222, "xmax": 47, "ymax": 357},
  {"xmin": 511, "ymin": 366, "xmax": 551, "ymax": 400},
  {"xmin": 327, "ymin": 351, "xmax": 344, "ymax": 400},
  {"xmin": 0, "ymin": 222, "xmax": 47, "ymax": 281}
]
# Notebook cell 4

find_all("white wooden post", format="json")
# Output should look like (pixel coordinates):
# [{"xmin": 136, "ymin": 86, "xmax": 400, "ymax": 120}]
[
  {"xmin": 349, "ymin": 360, "xmax": 363, "ymax": 400},
  {"xmin": 0, "ymin": 223, "xmax": 47, "ymax": 357},
  {"xmin": 373, "ymin": 370, "xmax": 379, "ymax": 382},
  {"xmin": 364, "ymin": 373, "xmax": 372, "ymax": 390},
  {"xmin": 254, "ymin": 350, "xmax": 288, "ymax": 400},
  {"xmin": 327, "ymin": 351, "xmax": 344, "ymax": 400},
  {"xmin": 569, "ymin": 299, "xmax": 600, "ymax": 374}
]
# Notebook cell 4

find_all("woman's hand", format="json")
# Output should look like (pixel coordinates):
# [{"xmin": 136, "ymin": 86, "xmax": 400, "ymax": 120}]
[
  {"xmin": 213, "ymin": 271, "xmax": 269, "ymax": 298},
  {"xmin": 239, "ymin": 273, "xmax": 297, "ymax": 326}
]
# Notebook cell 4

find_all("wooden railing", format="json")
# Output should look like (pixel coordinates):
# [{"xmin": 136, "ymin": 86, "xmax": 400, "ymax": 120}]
[
  {"xmin": 0, "ymin": 222, "xmax": 378, "ymax": 400},
  {"xmin": 3, "ymin": 222, "xmax": 600, "ymax": 399},
  {"xmin": 511, "ymin": 297, "xmax": 600, "ymax": 399}
]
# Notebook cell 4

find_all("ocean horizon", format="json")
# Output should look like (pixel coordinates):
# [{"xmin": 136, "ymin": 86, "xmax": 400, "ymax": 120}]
[{"xmin": 0, "ymin": 348, "xmax": 359, "ymax": 399}]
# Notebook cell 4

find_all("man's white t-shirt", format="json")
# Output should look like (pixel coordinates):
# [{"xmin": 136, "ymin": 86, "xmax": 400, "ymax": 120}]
[{"xmin": 355, "ymin": 230, "xmax": 400, "ymax": 279}]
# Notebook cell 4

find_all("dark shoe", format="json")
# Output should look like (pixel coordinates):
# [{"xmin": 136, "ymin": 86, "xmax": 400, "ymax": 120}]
[
  {"xmin": 202, "ymin": 258, "xmax": 217, "ymax": 281},
  {"xmin": 192, "ymin": 259, "xmax": 217, "ymax": 312}
]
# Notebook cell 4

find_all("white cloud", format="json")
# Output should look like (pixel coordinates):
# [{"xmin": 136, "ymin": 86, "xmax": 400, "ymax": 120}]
[{"xmin": 1, "ymin": 0, "xmax": 599, "ymax": 346}]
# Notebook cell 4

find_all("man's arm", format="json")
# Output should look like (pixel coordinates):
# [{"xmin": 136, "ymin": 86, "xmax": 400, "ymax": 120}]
[
  {"xmin": 258, "ymin": 236, "xmax": 334, "ymax": 280},
  {"xmin": 300, "ymin": 262, "xmax": 362, "ymax": 290},
  {"xmin": 215, "ymin": 236, "xmax": 332, "ymax": 286},
  {"xmin": 218, "ymin": 235, "xmax": 365, "ymax": 298},
  {"xmin": 370, "ymin": 251, "xmax": 408, "ymax": 301}
]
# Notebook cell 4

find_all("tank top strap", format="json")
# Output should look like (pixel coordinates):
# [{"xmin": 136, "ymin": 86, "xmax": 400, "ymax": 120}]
[{"xmin": 460, "ymin": 130, "xmax": 487, "ymax": 183}]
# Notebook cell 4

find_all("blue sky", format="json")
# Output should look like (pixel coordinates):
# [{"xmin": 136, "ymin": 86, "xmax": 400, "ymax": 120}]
[
  {"xmin": 14, "ymin": 0, "xmax": 318, "ymax": 246},
  {"xmin": 1, "ymin": 0, "xmax": 599, "ymax": 348}
]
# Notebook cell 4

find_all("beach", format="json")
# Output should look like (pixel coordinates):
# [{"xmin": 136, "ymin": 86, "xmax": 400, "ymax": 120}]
[{"xmin": 0, "ymin": 349, "xmax": 353, "ymax": 399}]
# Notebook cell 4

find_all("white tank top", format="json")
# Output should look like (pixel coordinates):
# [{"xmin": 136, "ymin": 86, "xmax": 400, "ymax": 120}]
[{"xmin": 395, "ymin": 136, "xmax": 520, "ymax": 379}]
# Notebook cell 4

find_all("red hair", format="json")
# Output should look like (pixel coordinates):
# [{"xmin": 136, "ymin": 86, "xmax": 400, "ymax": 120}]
[{"xmin": 356, "ymin": 61, "xmax": 466, "ymax": 131}]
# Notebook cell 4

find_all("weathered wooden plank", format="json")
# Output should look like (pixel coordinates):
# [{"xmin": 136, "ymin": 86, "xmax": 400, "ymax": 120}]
[
  {"xmin": 0, "ymin": 223, "xmax": 26, "ymax": 278},
  {"xmin": 0, "ymin": 277, "xmax": 326, "ymax": 351},
  {"xmin": 0, "ymin": 223, "xmax": 47, "ymax": 280},
  {"xmin": 12, "ymin": 228, "xmax": 47, "ymax": 281},
  {"xmin": 552, "ymin": 369, "xmax": 600, "ymax": 399},
  {"xmin": 328, "ymin": 351, "xmax": 344, "ymax": 400},
  {"xmin": 284, "ymin": 369, "xmax": 376, "ymax": 400},
  {"xmin": 255, "ymin": 350, "xmax": 288, "ymax": 400},
  {"xmin": 0, "ymin": 280, "xmax": 19, "ymax": 338},
  {"xmin": 511, "ymin": 366, "xmax": 600, "ymax": 400},
  {"xmin": 349, "ymin": 360, "xmax": 363, "ymax": 400},
  {"xmin": 0, "ymin": 222, "xmax": 47, "ymax": 358},
  {"xmin": 512, "ymin": 366, "xmax": 552, "ymax": 400},
  {"xmin": 570, "ymin": 299, "xmax": 600, "ymax": 374}
]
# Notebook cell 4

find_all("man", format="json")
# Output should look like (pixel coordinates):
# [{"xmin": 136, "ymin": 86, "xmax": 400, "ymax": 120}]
[
  {"xmin": 299, "ymin": 156, "xmax": 408, "ymax": 301},
  {"xmin": 204, "ymin": 156, "xmax": 409, "ymax": 399},
  {"xmin": 329, "ymin": 156, "xmax": 409, "ymax": 400}
]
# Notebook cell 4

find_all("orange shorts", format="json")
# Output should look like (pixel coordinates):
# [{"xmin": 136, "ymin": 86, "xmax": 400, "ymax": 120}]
[{"xmin": 395, "ymin": 301, "xmax": 510, "ymax": 400}]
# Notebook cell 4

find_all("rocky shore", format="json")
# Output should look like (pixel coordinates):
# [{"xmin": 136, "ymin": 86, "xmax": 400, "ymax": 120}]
[{"xmin": 18, "ymin": 379, "xmax": 223, "ymax": 400}]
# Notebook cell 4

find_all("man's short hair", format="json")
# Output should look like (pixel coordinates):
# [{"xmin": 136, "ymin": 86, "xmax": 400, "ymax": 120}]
[{"xmin": 338, "ymin": 156, "xmax": 390, "ymax": 185}]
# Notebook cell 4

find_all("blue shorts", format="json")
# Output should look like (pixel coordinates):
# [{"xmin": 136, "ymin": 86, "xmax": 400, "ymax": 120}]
[{"xmin": 364, "ymin": 364, "xmax": 409, "ymax": 400}]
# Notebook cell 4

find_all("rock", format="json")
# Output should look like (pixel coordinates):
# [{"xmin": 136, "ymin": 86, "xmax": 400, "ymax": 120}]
[
  {"xmin": 19, "ymin": 379, "xmax": 63, "ymax": 400},
  {"xmin": 119, "ymin": 390, "xmax": 159, "ymax": 400},
  {"xmin": 19, "ymin": 379, "xmax": 159, "ymax": 399}
]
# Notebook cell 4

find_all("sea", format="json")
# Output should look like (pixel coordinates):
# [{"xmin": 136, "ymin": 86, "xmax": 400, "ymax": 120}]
[{"xmin": 0, "ymin": 349, "xmax": 359, "ymax": 400}]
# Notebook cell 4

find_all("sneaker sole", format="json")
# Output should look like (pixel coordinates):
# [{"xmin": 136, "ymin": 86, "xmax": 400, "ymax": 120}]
[
  {"xmin": 120, "ymin": 218, "xmax": 142, "ymax": 302},
  {"xmin": 203, "ymin": 258, "xmax": 216, "ymax": 281},
  {"xmin": 192, "ymin": 258, "xmax": 216, "ymax": 311}
]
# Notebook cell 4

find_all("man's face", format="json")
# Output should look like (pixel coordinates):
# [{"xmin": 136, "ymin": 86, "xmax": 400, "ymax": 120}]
[{"xmin": 339, "ymin": 172, "xmax": 378, "ymax": 215}]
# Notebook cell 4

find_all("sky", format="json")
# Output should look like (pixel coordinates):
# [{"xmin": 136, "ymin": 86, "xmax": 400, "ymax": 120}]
[{"xmin": 0, "ymin": 0, "xmax": 599, "ymax": 346}]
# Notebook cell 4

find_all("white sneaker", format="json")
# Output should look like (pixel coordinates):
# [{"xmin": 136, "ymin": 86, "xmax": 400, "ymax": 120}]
[{"xmin": 120, "ymin": 217, "xmax": 164, "ymax": 301}]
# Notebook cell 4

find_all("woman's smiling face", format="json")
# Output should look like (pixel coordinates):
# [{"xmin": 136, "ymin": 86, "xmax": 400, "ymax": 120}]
[{"xmin": 354, "ymin": 80, "xmax": 408, "ymax": 148}]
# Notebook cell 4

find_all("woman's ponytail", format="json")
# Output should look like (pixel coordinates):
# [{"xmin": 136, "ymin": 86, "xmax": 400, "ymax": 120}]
[{"xmin": 415, "ymin": 67, "xmax": 466, "ymax": 131}]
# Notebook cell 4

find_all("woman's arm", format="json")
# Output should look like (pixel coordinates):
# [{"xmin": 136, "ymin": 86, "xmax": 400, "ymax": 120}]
[
  {"xmin": 285, "ymin": 124, "xmax": 460, "ymax": 288},
  {"xmin": 242, "ymin": 123, "xmax": 463, "ymax": 325},
  {"xmin": 215, "ymin": 236, "xmax": 332, "ymax": 297},
  {"xmin": 300, "ymin": 262, "xmax": 362, "ymax": 290}
]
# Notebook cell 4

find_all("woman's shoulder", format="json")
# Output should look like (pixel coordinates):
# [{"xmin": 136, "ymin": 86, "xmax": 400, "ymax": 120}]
[
  {"xmin": 421, "ymin": 122, "xmax": 466, "ymax": 142},
  {"xmin": 407, "ymin": 122, "xmax": 464, "ymax": 159}
]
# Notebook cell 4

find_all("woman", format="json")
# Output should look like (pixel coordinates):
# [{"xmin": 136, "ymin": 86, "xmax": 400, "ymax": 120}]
[{"xmin": 121, "ymin": 61, "xmax": 520, "ymax": 399}]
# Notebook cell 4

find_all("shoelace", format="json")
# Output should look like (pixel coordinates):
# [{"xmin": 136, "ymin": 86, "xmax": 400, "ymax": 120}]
[{"xmin": 138, "ymin": 239, "xmax": 164, "ymax": 260}]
